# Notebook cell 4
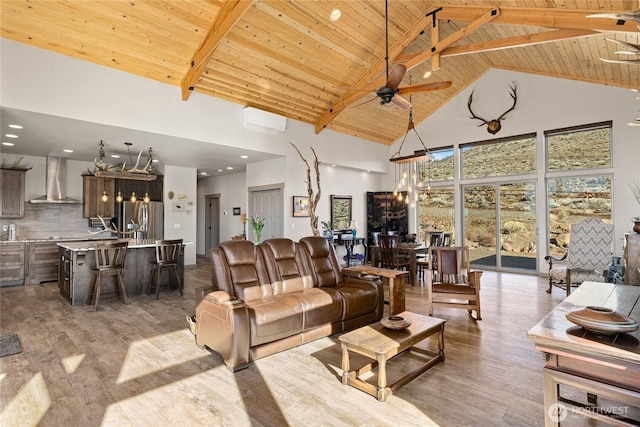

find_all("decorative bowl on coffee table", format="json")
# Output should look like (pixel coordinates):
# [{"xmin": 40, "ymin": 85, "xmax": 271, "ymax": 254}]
[{"xmin": 381, "ymin": 316, "xmax": 412, "ymax": 330}]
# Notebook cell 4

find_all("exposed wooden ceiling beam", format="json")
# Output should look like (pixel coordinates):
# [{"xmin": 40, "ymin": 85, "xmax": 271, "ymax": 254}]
[
  {"xmin": 437, "ymin": 6, "xmax": 640, "ymax": 32},
  {"xmin": 181, "ymin": 0, "xmax": 253, "ymax": 101},
  {"xmin": 397, "ymin": 29, "xmax": 598, "ymax": 62},
  {"xmin": 314, "ymin": 10, "xmax": 435, "ymax": 134},
  {"xmin": 398, "ymin": 8, "xmax": 500, "ymax": 72}
]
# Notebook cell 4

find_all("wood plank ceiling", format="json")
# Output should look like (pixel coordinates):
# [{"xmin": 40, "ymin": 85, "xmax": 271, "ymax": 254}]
[{"xmin": 1, "ymin": 1, "xmax": 639, "ymax": 146}]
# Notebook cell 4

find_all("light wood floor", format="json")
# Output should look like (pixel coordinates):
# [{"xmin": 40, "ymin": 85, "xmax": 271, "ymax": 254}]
[{"xmin": 0, "ymin": 259, "xmax": 596, "ymax": 426}]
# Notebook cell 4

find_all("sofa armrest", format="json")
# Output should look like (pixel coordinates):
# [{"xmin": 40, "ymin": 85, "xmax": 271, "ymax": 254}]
[{"xmin": 195, "ymin": 291, "xmax": 250, "ymax": 372}]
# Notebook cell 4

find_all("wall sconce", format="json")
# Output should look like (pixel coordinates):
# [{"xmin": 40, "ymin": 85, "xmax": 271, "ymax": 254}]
[
  {"xmin": 101, "ymin": 191, "xmax": 108, "ymax": 202},
  {"xmin": 143, "ymin": 192, "xmax": 150, "ymax": 203},
  {"xmin": 130, "ymin": 191, "xmax": 137, "ymax": 202},
  {"xmin": 116, "ymin": 191, "xmax": 123, "ymax": 203}
]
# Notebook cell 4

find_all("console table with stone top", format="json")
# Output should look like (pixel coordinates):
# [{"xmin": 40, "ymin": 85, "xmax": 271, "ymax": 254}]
[
  {"xmin": 344, "ymin": 265, "xmax": 407, "ymax": 315},
  {"xmin": 339, "ymin": 311, "xmax": 445, "ymax": 402},
  {"xmin": 527, "ymin": 282, "xmax": 640, "ymax": 426}
]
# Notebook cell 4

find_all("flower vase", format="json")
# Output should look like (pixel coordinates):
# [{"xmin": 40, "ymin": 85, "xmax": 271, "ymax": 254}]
[{"xmin": 254, "ymin": 232, "xmax": 262, "ymax": 244}]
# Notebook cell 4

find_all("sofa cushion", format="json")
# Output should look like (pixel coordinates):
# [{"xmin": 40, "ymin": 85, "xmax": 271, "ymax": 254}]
[
  {"xmin": 246, "ymin": 295, "xmax": 304, "ymax": 346},
  {"xmin": 299, "ymin": 236, "xmax": 343, "ymax": 287},
  {"xmin": 336, "ymin": 282, "xmax": 381, "ymax": 320},
  {"xmin": 218, "ymin": 240, "xmax": 271, "ymax": 302},
  {"xmin": 260, "ymin": 238, "xmax": 314, "ymax": 295}
]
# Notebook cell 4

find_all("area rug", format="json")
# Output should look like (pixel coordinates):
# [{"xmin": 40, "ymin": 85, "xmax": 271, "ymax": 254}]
[{"xmin": 0, "ymin": 334, "xmax": 22, "ymax": 357}]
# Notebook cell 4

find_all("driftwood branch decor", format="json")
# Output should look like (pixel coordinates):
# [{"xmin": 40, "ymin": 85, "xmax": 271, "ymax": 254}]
[{"xmin": 290, "ymin": 143, "xmax": 321, "ymax": 236}]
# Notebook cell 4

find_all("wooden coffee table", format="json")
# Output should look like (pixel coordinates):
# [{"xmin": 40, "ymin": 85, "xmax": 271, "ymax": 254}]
[{"xmin": 339, "ymin": 311, "xmax": 445, "ymax": 401}]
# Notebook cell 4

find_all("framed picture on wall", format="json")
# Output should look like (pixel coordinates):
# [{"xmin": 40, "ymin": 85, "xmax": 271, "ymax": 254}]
[{"xmin": 292, "ymin": 196, "xmax": 310, "ymax": 217}]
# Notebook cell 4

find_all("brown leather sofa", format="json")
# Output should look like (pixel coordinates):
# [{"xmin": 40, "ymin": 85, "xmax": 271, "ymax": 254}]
[{"xmin": 194, "ymin": 236, "xmax": 383, "ymax": 372}]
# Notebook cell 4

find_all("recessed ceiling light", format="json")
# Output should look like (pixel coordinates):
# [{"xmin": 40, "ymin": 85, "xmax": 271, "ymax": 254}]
[
  {"xmin": 218, "ymin": 169, "xmax": 223, "ymax": 172},
  {"xmin": 63, "ymin": 149, "xmax": 73, "ymax": 153},
  {"xmin": 2, "ymin": 142, "xmax": 15, "ymax": 146},
  {"xmin": 330, "ymin": 9, "xmax": 341, "ymax": 22},
  {"xmin": 331, "ymin": 164, "xmax": 337, "ymax": 167},
  {"xmin": 5, "ymin": 134, "xmax": 18, "ymax": 138},
  {"xmin": 111, "ymin": 154, "xmax": 120, "ymax": 158},
  {"xmin": 8, "ymin": 124, "xmax": 22, "ymax": 129},
  {"xmin": 240, "ymin": 155, "xmax": 248, "ymax": 159},
  {"xmin": 199, "ymin": 172, "xmax": 208, "ymax": 176},
  {"xmin": 423, "ymin": 70, "xmax": 432, "ymax": 79},
  {"xmin": 152, "ymin": 159, "xmax": 159, "ymax": 163},
  {"xmin": 226, "ymin": 166, "xmax": 234, "ymax": 170}
]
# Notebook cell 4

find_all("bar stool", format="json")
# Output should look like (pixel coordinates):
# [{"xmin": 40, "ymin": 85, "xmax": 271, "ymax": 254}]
[
  {"xmin": 88, "ymin": 241, "xmax": 129, "ymax": 311},
  {"xmin": 147, "ymin": 239, "xmax": 183, "ymax": 299}
]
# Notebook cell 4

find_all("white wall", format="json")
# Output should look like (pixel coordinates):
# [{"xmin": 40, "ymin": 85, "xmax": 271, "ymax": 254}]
[{"xmin": 163, "ymin": 165, "xmax": 197, "ymax": 265}]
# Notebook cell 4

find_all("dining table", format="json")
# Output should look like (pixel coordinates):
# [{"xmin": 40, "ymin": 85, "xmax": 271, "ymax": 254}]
[{"xmin": 369, "ymin": 243, "xmax": 428, "ymax": 287}]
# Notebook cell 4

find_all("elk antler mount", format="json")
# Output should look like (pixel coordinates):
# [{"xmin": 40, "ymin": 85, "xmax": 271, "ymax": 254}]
[{"xmin": 467, "ymin": 84, "xmax": 517, "ymax": 135}]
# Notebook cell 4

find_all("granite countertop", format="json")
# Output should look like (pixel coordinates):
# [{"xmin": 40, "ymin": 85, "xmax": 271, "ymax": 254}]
[
  {"xmin": 58, "ymin": 239, "xmax": 192, "ymax": 251},
  {"xmin": 58, "ymin": 239, "xmax": 156, "ymax": 251},
  {"xmin": 0, "ymin": 236, "xmax": 117, "ymax": 244}
]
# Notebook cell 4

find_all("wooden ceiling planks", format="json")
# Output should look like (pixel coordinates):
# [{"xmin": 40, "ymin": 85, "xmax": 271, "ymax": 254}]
[{"xmin": 1, "ymin": 0, "xmax": 638, "ymax": 146}]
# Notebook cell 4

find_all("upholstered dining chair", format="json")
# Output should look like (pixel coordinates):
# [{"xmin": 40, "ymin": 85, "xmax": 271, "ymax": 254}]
[
  {"xmin": 379, "ymin": 234, "xmax": 411, "ymax": 273},
  {"xmin": 545, "ymin": 217, "xmax": 613, "ymax": 296},
  {"xmin": 147, "ymin": 239, "xmax": 183, "ymax": 299},
  {"xmin": 427, "ymin": 246, "xmax": 482, "ymax": 320}
]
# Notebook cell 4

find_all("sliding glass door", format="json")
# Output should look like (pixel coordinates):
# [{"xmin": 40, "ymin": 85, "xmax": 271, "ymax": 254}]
[{"xmin": 464, "ymin": 181, "xmax": 537, "ymax": 271}]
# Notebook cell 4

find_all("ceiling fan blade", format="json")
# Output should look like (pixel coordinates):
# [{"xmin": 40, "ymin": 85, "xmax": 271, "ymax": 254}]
[
  {"xmin": 386, "ymin": 64, "xmax": 407, "ymax": 90},
  {"xmin": 390, "ymin": 94, "xmax": 412, "ymax": 109},
  {"xmin": 397, "ymin": 81, "xmax": 453, "ymax": 96}
]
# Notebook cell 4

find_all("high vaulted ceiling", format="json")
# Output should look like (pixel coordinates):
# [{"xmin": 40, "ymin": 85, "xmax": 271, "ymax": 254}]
[{"xmin": 1, "ymin": 1, "xmax": 639, "ymax": 147}]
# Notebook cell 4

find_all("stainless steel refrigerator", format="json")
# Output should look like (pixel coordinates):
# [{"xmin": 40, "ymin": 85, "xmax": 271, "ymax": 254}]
[{"xmin": 120, "ymin": 201, "xmax": 163, "ymax": 240}]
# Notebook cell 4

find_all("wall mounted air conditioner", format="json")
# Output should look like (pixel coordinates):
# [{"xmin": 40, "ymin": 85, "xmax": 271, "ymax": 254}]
[{"xmin": 243, "ymin": 107, "xmax": 286, "ymax": 132}]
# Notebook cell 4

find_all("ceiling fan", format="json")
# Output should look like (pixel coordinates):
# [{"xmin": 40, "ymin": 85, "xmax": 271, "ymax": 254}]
[{"xmin": 371, "ymin": 0, "xmax": 452, "ymax": 109}]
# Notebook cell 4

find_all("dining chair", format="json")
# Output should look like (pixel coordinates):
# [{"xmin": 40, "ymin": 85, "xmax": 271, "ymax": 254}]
[
  {"xmin": 427, "ymin": 245, "xmax": 482, "ymax": 320},
  {"xmin": 88, "ymin": 240, "xmax": 129, "ymax": 311},
  {"xmin": 147, "ymin": 239, "xmax": 184, "ymax": 299},
  {"xmin": 378, "ymin": 234, "xmax": 411, "ymax": 273}
]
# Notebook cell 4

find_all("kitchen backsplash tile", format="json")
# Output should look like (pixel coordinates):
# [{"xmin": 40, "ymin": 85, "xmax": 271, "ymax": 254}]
[{"xmin": 0, "ymin": 204, "xmax": 90, "ymax": 240}]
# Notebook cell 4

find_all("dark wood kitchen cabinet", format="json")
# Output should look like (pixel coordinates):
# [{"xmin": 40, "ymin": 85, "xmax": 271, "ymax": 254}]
[
  {"xmin": 117, "ymin": 175, "xmax": 163, "ymax": 202},
  {"xmin": 0, "ymin": 242, "xmax": 25, "ymax": 286},
  {"xmin": 0, "ymin": 168, "xmax": 26, "ymax": 218},
  {"xmin": 28, "ymin": 241, "xmax": 59, "ymax": 284},
  {"xmin": 82, "ymin": 175, "xmax": 116, "ymax": 218}
]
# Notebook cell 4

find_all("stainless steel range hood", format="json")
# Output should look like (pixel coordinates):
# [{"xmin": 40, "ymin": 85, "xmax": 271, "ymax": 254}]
[{"xmin": 30, "ymin": 156, "xmax": 82, "ymax": 204}]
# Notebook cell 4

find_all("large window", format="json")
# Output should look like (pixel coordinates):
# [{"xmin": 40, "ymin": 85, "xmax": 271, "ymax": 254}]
[
  {"xmin": 546, "ymin": 122, "xmax": 612, "ymax": 171},
  {"xmin": 418, "ymin": 147, "xmax": 454, "ymax": 244},
  {"xmin": 545, "ymin": 122, "xmax": 613, "ymax": 258},
  {"xmin": 462, "ymin": 134, "xmax": 536, "ymax": 179}
]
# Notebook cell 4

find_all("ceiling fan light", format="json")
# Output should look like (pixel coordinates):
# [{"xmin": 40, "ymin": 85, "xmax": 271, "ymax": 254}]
[
  {"xmin": 423, "ymin": 70, "xmax": 432, "ymax": 79},
  {"xmin": 330, "ymin": 9, "xmax": 341, "ymax": 22}
]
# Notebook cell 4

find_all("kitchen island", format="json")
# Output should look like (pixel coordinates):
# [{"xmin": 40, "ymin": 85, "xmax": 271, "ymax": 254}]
[{"xmin": 58, "ymin": 239, "xmax": 185, "ymax": 306}]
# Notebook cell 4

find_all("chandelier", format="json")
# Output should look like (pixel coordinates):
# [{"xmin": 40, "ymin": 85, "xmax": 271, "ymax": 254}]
[{"xmin": 390, "ymin": 106, "xmax": 432, "ymax": 208}]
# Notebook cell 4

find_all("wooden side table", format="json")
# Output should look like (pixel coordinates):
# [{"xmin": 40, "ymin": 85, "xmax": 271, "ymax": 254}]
[
  {"xmin": 339, "ymin": 311, "xmax": 446, "ymax": 402},
  {"xmin": 344, "ymin": 265, "xmax": 407, "ymax": 315}
]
